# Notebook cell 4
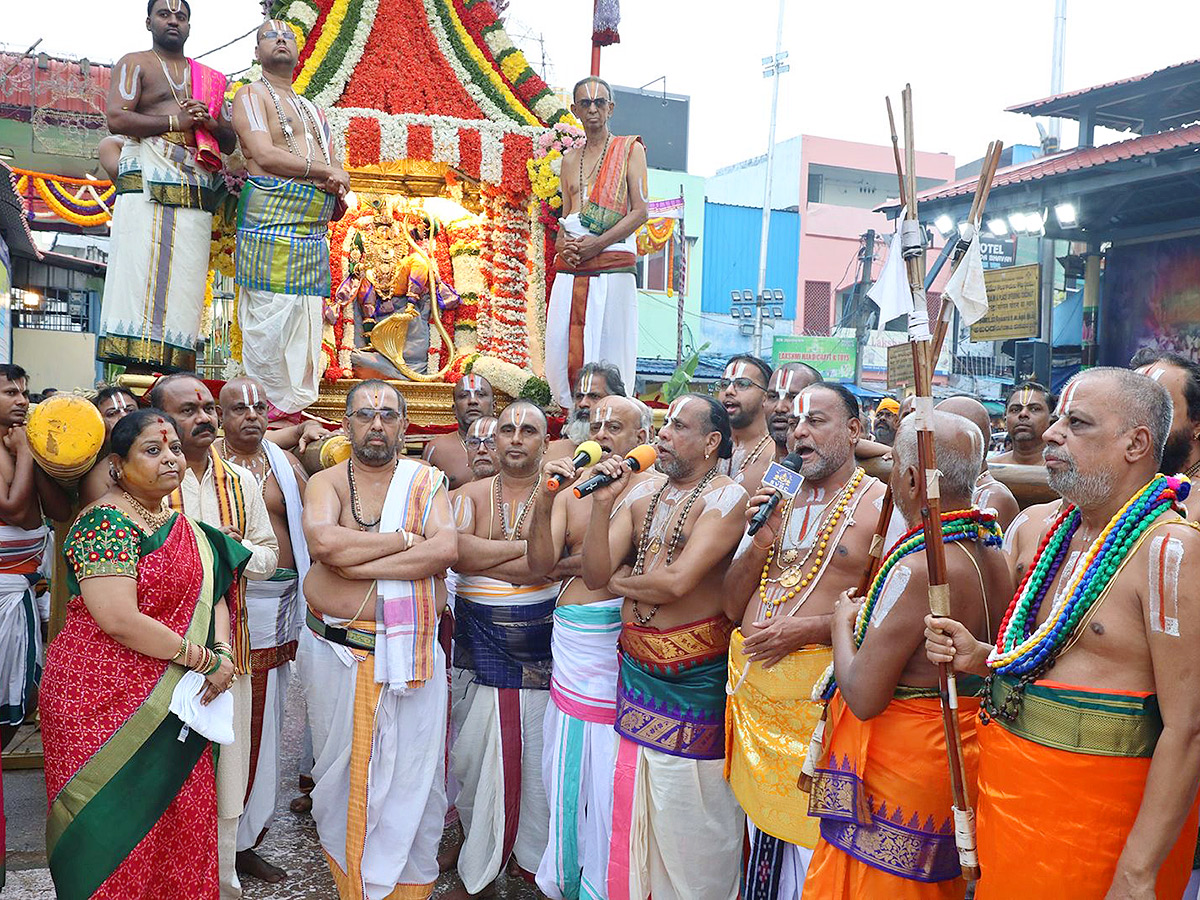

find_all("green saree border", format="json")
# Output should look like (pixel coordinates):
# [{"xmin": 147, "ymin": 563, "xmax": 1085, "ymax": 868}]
[{"xmin": 46, "ymin": 517, "xmax": 246, "ymax": 897}]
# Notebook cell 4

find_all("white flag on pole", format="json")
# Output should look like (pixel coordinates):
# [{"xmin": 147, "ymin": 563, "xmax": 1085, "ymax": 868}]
[
  {"xmin": 944, "ymin": 229, "xmax": 989, "ymax": 325},
  {"xmin": 867, "ymin": 214, "xmax": 914, "ymax": 324}
]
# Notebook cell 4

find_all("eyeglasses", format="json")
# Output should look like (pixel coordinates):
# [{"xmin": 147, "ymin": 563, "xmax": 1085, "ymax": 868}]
[
  {"xmin": 575, "ymin": 98, "xmax": 609, "ymax": 110},
  {"xmin": 715, "ymin": 377, "xmax": 766, "ymax": 393},
  {"xmin": 260, "ymin": 29, "xmax": 296, "ymax": 42},
  {"xmin": 350, "ymin": 408, "xmax": 401, "ymax": 423},
  {"xmin": 465, "ymin": 436, "xmax": 497, "ymax": 449}
]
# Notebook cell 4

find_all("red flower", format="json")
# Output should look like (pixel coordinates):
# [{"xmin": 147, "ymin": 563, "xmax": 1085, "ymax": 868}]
[
  {"xmin": 458, "ymin": 129, "xmax": 482, "ymax": 180},
  {"xmin": 100, "ymin": 519, "xmax": 110, "ymax": 530},
  {"xmin": 88, "ymin": 552, "xmax": 99, "ymax": 561},
  {"xmin": 408, "ymin": 124, "xmax": 433, "ymax": 161},
  {"xmin": 347, "ymin": 117, "xmax": 382, "ymax": 168}
]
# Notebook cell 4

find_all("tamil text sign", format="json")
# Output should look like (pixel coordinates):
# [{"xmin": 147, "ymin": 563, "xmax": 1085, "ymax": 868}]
[
  {"xmin": 970, "ymin": 264, "xmax": 1041, "ymax": 341},
  {"xmin": 887, "ymin": 343, "xmax": 915, "ymax": 390}
]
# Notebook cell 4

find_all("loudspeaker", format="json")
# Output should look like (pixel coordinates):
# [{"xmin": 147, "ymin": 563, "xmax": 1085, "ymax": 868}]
[{"xmin": 1014, "ymin": 340, "xmax": 1051, "ymax": 388}]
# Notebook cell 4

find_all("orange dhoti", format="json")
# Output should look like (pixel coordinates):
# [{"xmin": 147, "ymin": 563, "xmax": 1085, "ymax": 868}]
[
  {"xmin": 803, "ymin": 687, "xmax": 981, "ymax": 899},
  {"xmin": 975, "ymin": 676, "xmax": 1199, "ymax": 900}
]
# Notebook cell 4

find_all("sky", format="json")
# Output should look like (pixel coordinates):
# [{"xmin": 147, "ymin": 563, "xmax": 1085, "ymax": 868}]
[{"xmin": 6, "ymin": 0, "xmax": 1200, "ymax": 176}]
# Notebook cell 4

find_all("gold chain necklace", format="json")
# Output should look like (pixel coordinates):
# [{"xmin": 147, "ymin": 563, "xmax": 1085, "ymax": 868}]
[
  {"xmin": 493, "ymin": 474, "xmax": 537, "ymax": 540},
  {"xmin": 152, "ymin": 49, "xmax": 190, "ymax": 106},
  {"xmin": 631, "ymin": 464, "xmax": 718, "ymax": 625},
  {"xmin": 757, "ymin": 468, "xmax": 866, "ymax": 619},
  {"xmin": 123, "ymin": 490, "xmax": 173, "ymax": 531},
  {"xmin": 217, "ymin": 439, "xmax": 269, "ymax": 496}
]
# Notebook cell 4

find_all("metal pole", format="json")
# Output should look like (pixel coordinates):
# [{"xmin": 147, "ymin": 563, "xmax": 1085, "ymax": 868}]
[
  {"xmin": 852, "ymin": 229, "xmax": 875, "ymax": 388},
  {"xmin": 754, "ymin": 0, "xmax": 786, "ymax": 358},
  {"xmin": 590, "ymin": 0, "xmax": 602, "ymax": 76},
  {"xmin": 1049, "ymin": 0, "xmax": 1067, "ymax": 144}
]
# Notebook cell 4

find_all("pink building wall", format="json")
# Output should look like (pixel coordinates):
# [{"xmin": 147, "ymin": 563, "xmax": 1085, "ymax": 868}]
[{"xmin": 795, "ymin": 135, "xmax": 957, "ymax": 334}]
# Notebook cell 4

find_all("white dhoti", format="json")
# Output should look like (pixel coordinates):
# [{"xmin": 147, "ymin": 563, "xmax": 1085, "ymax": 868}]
[
  {"xmin": 546, "ymin": 214, "xmax": 637, "ymax": 409},
  {"xmin": 451, "ymin": 575, "xmax": 558, "ymax": 893},
  {"xmin": 237, "ymin": 290, "xmax": 323, "ymax": 413},
  {"xmin": 536, "ymin": 598, "xmax": 623, "ymax": 900},
  {"xmin": 608, "ymin": 742, "xmax": 743, "ymax": 900},
  {"xmin": 299, "ymin": 625, "xmax": 448, "ymax": 899},
  {"xmin": 0, "ymin": 524, "xmax": 48, "ymax": 726},
  {"xmin": 236, "ymin": 571, "xmax": 301, "ymax": 852},
  {"xmin": 98, "ymin": 137, "xmax": 214, "ymax": 372},
  {"xmin": 234, "ymin": 176, "xmax": 336, "ymax": 414}
]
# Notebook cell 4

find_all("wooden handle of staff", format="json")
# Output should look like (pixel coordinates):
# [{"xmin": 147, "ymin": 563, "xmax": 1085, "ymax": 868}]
[{"xmin": 855, "ymin": 487, "xmax": 894, "ymax": 597}]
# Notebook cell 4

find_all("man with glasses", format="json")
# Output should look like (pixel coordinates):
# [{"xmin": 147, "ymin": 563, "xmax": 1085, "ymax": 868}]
[
  {"xmin": 300, "ymin": 379, "xmax": 458, "ymax": 900},
  {"xmin": 448, "ymin": 400, "xmax": 560, "ymax": 897},
  {"xmin": 231, "ymin": 19, "xmax": 350, "ymax": 416},
  {"xmin": 718, "ymin": 355, "xmax": 776, "ymax": 490},
  {"xmin": 424, "ymin": 374, "xmax": 497, "ymax": 489},
  {"xmin": 546, "ymin": 77, "xmax": 648, "ymax": 410}
]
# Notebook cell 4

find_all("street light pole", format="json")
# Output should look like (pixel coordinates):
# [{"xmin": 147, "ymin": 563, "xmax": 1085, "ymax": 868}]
[{"xmin": 754, "ymin": 0, "xmax": 788, "ymax": 359}]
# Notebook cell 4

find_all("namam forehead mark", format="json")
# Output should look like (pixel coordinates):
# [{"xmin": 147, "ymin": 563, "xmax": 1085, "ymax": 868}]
[
  {"xmin": 664, "ymin": 396, "xmax": 696, "ymax": 428},
  {"xmin": 585, "ymin": 81, "xmax": 599, "ymax": 101},
  {"xmin": 578, "ymin": 374, "xmax": 599, "ymax": 396},
  {"xmin": 239, "ymin": 382, "xmax": 262, "ymax": 407},
  {"xmin": 1056, "ymin": 380, "xmax": 1082, "ymax": 418},
  {"xmin": 791, "ymin": 390, "xmax": 814, "ymax": 423},
  {"xmin": 1137, "ymin": 364, "xmax": 1168, "ymax": 383},
  {"xmin": 468, "ymin": 417, "xmax": 497, "ymax": 437},
  {"xmin": 1016, "ymin": 387, "xmax": 1036, "ymax": 407},
  {"xmin": 242, "ymin": 93, "xmax": 269, "ymax": 133},
  {"xmin": 459, "ymin": 374, "xmax": 486, "ymax": 397},
  {"xmin": 1149, "ymin": 534, "xmax": 1184, "ymax": 636},
  {"xmin": 500, "ymin": 405, "xmax": 533, "ymax": 430},
  {"xmin": 725, "ymin": 361, "xmax": 753, "ymax": 382},
  {"xmin": 769, "ymin": 368, "xmax": 798, "ymax": 395},
  {"xmin": 109, "ymin": 393, "xmax": 136, "ymax": 414}
]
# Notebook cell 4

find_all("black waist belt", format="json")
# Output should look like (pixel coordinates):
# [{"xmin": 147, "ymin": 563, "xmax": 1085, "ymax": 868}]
[{"xmin": 306, "ymin": 608, "xmax": 375, "ymax": 652}]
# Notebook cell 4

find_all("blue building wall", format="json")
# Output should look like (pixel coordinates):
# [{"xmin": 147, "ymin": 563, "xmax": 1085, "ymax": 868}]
[{"xmin": 701, "ymin": 202, "xmax": 799, "ymax": 317}]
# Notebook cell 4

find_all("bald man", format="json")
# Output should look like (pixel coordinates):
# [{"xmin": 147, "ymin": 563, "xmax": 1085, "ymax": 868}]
[
  {"xmin": 216, "ymin": 376, "xmax": 311, "ymax": 885},
  {"xmin": 424, "ymin": 374, "xmax": 496, "ymax": 490},
  {"xmin": 805, "ymin": 410, "xmax": 1012, "ymax": 897},
  {"xmin": 937, "ymin": 396, "xmax": 1020, "ymax": 529},
  {"xmin": 528, "ymin": 395, "xmax": 662, "ymax": 900}
]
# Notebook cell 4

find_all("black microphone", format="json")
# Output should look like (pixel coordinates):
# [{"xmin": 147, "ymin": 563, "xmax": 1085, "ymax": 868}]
[
  {"xmin": 573, "ymin": 445, "xmax": 658, "ymax": 499},
  {"xmin": 747, "ymin": 452, "xmax": 804, "ymax": 536},
  {"xmin": 546, "ymin": 441, "xmax": 602, "ymax": 492}
]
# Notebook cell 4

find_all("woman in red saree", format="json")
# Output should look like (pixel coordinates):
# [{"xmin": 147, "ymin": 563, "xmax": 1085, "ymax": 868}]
[{"xmin": 40, "ymin": 409, "xmax": 250, "ymax": 900}]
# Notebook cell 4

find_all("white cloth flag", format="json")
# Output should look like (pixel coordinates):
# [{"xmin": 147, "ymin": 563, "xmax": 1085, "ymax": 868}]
[
  {"xmin": 867, "ymin": 215, "xmax": 914, "ymax": 323},
  {"xmin": 944, "ymin": 230, "xmax": 990, "ymax": 326}
]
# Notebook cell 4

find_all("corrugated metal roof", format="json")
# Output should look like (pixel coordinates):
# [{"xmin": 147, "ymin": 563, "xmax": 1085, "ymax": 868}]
[
  {"xmin": 637, "ymin": 355, "xmax": 727, "ymax": 380},
  {"xmin": 0, "ymin": 162, "xmax": 39, "ymax": 260}
]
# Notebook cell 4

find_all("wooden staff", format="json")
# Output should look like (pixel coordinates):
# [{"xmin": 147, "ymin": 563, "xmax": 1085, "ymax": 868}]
[{"xmin": 900, "ymin": 84, "xmax": 980, "ymax": 882}]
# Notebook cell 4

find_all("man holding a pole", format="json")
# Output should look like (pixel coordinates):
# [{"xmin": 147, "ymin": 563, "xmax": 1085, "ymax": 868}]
[
  {"xmin": 927, "ymin": 367, "xmax": 1200, "ymax": 897},
  {"xmin": 805, "ymin": 410, "xmax": 1011, "ymax": 897}
]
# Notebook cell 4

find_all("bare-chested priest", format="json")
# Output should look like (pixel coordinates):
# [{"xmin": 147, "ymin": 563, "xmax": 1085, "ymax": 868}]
[
  {"xmin": 766, "ymin": 362, "xmax": 823, "ymax": 461},
  {"xmin": 99, "ymin": 0, "xmax": 236, "ymax": 373},
  {"xmin": 527, "ymin": 394, "xmax": 661, "ymax": 899},
  {"xmin": 548, "ymin": 361, "xmax": 628, "ymax": 463},
  {"xmin": 300, "ymin": 380, "xmax": 458, "ymax": 899},
  {"xmin": 722, "ymin": 382, "xmax": 886, "ymax": 896},
  {"xmin": 449, "ymin": 400, "xmax": 559, "ymax": 897},
  {"xmin": 546, "ymin": 78, "xmax": 648, "ymax": 409},
  {"xmin": 991, "ymin": 381, "xmax": 1055, "ymax": 466},
  {"xmin": 805, "ymin": 409, "xmax": 1012, "ymax": 897},
  {"xmin": 423, "ymin": 374, "xmax": 495, "ymax": 490},
  {"xmin": 215, "ymin": 377, "xmax": 310, "ymax": 886},
  {"xmin": 926, "ymin": 367, "xmax": 1200, "ymax": 897},
  {"xmin": 232, "ymin": 20, "xmax": 350, "ymax": 415},
  {"xmin": 718, "ymin": 355, "xmax": 776, "ymax": 490},
  {"xmin": 582, "ymin": 393, "xmax": 748, "ymax": 900}
]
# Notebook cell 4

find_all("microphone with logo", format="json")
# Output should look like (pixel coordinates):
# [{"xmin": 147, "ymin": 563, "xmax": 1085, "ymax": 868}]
[
  {"xmin": 546, "ymin": 440, "xmax": 603, "ymax": 492},
  {"xmin": 573, "ymin": 444, "xmax": 658, "ymax": 499},
  {"xmin": 747, "ymin": 452, "xmax": 805, "ymax": 536}
]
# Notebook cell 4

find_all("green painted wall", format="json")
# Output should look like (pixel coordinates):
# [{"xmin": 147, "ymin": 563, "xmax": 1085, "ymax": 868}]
[{"xmin": 636, "ymin": 169, "xmax": 705, "ymax": 362}]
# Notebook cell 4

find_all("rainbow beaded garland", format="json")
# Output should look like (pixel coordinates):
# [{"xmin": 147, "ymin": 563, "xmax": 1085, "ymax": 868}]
[
  {"xmin": 988, "ymin": 474, "xmax": 1188, "ymax": 677},
  {"xmin": 812, "ymin": 509, "xmax": 1003, "ymax": 700}
]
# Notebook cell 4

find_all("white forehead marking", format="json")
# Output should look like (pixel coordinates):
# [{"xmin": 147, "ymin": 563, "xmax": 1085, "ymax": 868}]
[
  {"xmin": 725, "ymin": 361, "xmax": 752, "ymax": 382},
  {"xmin": 586, "ymin": 81, "xmax": 598, "ymax": 101},
  {"xmin": 1057, "ymin": 381, "xmax": 1080, "ymax": 417},
  {"xmin": 469, "ymin": 418, "xmax": 496, "ymax": 438},
  {"xmin": 250, "ymin": 383, "xmax": 260, "ymax": 405},
  {"xmin": 1149, "ymin": 534, "xmax": 1184, "ymax": 636},
  {"xmin": 579, "ymin": 374, "xmax": 598, "ymax": 396},
  {"xmin": 505, "ymin": 406, "xmax": 529, "ymax": 429},
  {"xmin": 241, "ymin": 384, "xmax": 251, "ymax": 407},
  {"xmin": 596, "ymin": 404, "xmax": 616, "ymax": 425},
  {"xmin": 1018, "ymin": 387, "xmax": 1033, "ymax": 407},
  {"xmin": 664, "ymin": 397, "xmax": 694, "ymax": 427},
  {"xmin": 1144, "ymin": 366, "xmax": 1166, "ymax": 382},
  {"xmin": 112, "ymin": 393, "xmax": 134, "ymax": 413},
  {"xmin": 871, "ymin": 564, "xmax": 911, "ymax": 628},
  {"xmin": 792, "ymin": 391, "xmax": 813, "ymax": 422},
  {"xmin": 271, "ymin": 19, "xmax": 287, "ymax": 32},
  {"xmin": 705, "ymin": 483, "xmax": 747, "ymax": 518}
]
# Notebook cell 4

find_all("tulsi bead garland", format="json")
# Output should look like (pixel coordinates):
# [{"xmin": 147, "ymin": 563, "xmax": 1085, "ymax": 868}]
[
  {"xmin": 989, "ymin": 474, "xmax": 1188, "ymax": 678},
  {"xmin": 811, "ymin": 509, "xmax": 1003, "ymax": 701}
]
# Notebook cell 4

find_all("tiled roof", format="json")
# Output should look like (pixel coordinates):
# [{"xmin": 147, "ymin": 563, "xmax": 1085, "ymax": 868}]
[
  {"xmin": 910, "ymin": 124, "xmax": 1200, "ymax": 206},
  {"xmin": 0, "ymin": 163, "xmax": 39, "ymax": 260},
  {"xmin": 1006, "ymin": 58, "xmax": 1200, "ymax": 116}
]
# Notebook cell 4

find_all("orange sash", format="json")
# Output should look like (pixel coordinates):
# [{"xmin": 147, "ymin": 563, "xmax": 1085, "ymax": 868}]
[{"xmin": 553, "ymin": 249, "xmax": 636, "ymax": 392}]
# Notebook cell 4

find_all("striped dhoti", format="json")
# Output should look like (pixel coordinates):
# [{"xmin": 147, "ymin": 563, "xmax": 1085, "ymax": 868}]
[{"xmin": 0, "ymin": 524, "xmax": 48, "ymax": 726}]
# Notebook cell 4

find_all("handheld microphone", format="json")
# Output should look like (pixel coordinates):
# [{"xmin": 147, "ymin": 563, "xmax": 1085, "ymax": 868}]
[
  {"xmin": 546, "ymin": 440, "xmax": 603, "ymax": 492},
  {"xmin": 573, "ymin": 444, "xmax": 658, "ymax": 499},
  {"xmin": 747, "ymin": 452, "xmax": 805, "ymax": 536}
]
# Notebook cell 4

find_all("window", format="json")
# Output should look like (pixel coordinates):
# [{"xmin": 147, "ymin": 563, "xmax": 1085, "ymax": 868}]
[
  {"xmin": 807, "ymin": 171, "xmax": 824, "ymax": 204},
  {"xmin": 636, "ymin": 238, "xmax": 690, "ymax": 294},
  {"xmin": 802, "ymin": 280, "xmax": 831, "ymax": 336},
  {"xmin": 12, "ymin": 287, "xmax": 91, "ymax": 332}
]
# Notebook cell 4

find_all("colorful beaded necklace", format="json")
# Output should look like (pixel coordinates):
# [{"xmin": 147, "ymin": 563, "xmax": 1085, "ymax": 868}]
[
  {"xmin": 757, "ymin": 467, "xmax": 866, "ymax": 619},
  {"xmin": 812, "ymin": 509, "xmax": 1002, "ymax": 700},
  {"xmin": 988, "ymin": 474, "xmax": 1188, "ymax": 679}
]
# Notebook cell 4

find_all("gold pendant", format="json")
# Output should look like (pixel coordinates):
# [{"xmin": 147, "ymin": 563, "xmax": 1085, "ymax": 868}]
[
  {"xmin": 780, "ymin": 548, "xmax": 799, "ymax": 565},
  {"xmin": 778, "ymin": 566, "xmax": 802, "ymax": 589},
  {"xmin": 648, "ymin": 537, "xmax": 662, "ymax": 555}
]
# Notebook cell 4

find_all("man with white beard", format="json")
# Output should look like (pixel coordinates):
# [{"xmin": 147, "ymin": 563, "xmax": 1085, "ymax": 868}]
[{"xmin": 547, "ymin": 361, "xmax": 627, "ymax": 462}]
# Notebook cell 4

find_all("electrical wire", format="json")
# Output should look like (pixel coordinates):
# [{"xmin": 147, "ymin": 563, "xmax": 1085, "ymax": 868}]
[{"xmin": 195, "ymin": 25, "xmax": 259, "ymax": 60}]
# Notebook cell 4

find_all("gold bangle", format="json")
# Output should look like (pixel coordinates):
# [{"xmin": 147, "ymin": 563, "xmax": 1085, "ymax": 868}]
[
  {"xmin": 168, "ymin": 113, "xmax": 177, "ymax": 132},
  {"xmin": 172, "ymin": 636, "xmax": 188, "ymax": 663}
]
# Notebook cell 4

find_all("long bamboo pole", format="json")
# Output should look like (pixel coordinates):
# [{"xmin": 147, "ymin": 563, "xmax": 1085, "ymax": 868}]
[{"xmin": 901, "ymin": 84, "xmax": 980, "ymax": 883}]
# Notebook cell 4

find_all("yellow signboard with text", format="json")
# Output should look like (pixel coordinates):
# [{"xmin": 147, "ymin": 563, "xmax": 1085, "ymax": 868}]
[{"xmin": 970, "ymin": 264, "xmax": 1041, "ymax": 341}]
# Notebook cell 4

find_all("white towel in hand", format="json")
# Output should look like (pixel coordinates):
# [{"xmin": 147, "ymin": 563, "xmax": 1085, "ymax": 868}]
[{"xmin": 168, "ymin": 669, "xmax": 235, "ymax": 745}]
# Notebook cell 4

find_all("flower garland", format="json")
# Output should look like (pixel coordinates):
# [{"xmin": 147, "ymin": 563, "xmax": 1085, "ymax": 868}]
[
  {"xmin": 812, "ymin": 509, "xmax": 1003, "ymax": 701},
  {"xmin": 526, "ymin": 212, "xmax": 546, "ymax": 376},
  {"xmin": 527, "ymin": 121, "xmax": 584, "ymax": 219},
  {"xmin": 988, "ymin": 474, "xmax": 1187, "ymax": 679},
  {"xmin": 291, "ymin": 0, "xmax": 381, "ymax": 108},
  {"xmin": 482, "ymin": 189, "xmax": 532, "ymax": 369},
  {"xmin": 16, "ymin": 170, "xmax": 115, "ymax": 228},
  {"xmin": 636, "ymin": 217, "xmax": 675, "ymax": 256}
]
